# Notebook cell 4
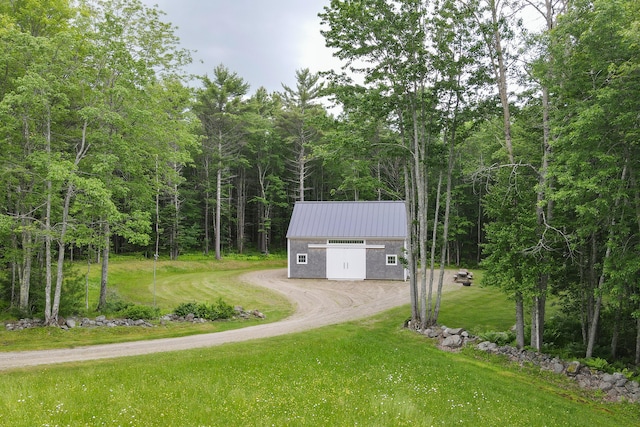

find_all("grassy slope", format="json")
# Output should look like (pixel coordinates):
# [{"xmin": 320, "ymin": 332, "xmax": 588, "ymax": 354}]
[
  {"xmin": 102, "ymin": 256, "xmax": 289, "ymax": 311},
  {"xmin": 2, "ymin": 306, "xmax": 638, "ymax": 426},
  {"xmin": 0, "ymin": 257, "xmax": 292, "ymax": 351}
]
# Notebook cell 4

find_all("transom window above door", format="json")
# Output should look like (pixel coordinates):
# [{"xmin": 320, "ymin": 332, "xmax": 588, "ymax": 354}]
[{"xmin": 327, "ymin": 239, "xmax": 364, "ymax": 245}]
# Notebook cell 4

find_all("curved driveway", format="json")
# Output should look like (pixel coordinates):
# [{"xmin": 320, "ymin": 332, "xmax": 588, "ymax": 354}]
[{"xmin": 0, "ymin": 269, "xmax": 456, "ymax": 371}]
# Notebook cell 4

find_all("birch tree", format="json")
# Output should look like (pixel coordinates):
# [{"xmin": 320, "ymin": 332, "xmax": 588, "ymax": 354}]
[
  {"xmin": 321, "ymin": 0, "xmax": 480, "ymax": 328},
  {"xmin": 466, "ymin": 0, "xmax": 528, "ymax": 348},
  {"xmin": 521, "ymin": 0, "xmax": 570, "ymax": 351}
]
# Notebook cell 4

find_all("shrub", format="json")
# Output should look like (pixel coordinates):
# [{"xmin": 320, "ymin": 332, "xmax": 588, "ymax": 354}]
[
  {"xmin": 173, "ymin": 298, "xmax": 234, "ymax": 321},
  {"xmin": 120, "ymin": 304, "xmax": 160, "ymax": 320},
  {"xmin": 213, "ymin": 298, "xmax": 234, "ymax": 319},
  {"xmin": 101, "ymin": 289, "xmax": 132, "ymax": 314},
  {"xmin": 582, "ymin": 357, "xmax": 609, "ymax": 371},
  {"xmin": 478, "ymin": 330, "xmax": 515, "ymax": 346},
  {"xmin": 174, "ymin": 302, "xmax": 200, "ymax": 317},
  {"xmin": 543, "ymin": 314, "xmax": 583, "ymax": 348}
]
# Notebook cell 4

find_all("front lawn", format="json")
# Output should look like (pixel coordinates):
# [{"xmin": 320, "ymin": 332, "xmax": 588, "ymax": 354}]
[{"xmin": 2, "ymin": 305, "xmax": 638, "ymax": 426}]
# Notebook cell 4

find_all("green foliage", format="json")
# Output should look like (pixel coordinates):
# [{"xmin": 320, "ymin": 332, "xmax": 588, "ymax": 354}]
[
  {"xmin": 174, "ymin": 298, "xmax": 234, "ymax": 321},
  {"xmin": 478, "ymin": 330, "xmax": 515, "ymax": 346},
  {"xmin": 98, "ymin": 289, "xmax": 131, "ymax": 314},
  {"xmin": 481, "ymin": 165, "xmax": 541, "ymax": 296},
  {"xmin": 173, "ymin": 301, "xmax": 198, "ymax": 317},
  {"xmin": 25, "ymin": 263, "xmax": 85, "ymax": 318},
  {"xmin": 58, "ymin": 267, "xmax": 85, "ymax": 317},
  {"xmin": 583, "ymin": 357, "xmax": 609, "ymax": 371},
  {"xmin": 119, "ymin": 304, "xmax": 160, "ymax": 320},
  {"xmin": 542, "ymin": 314, "xmax": 584, "ymax": 349}
]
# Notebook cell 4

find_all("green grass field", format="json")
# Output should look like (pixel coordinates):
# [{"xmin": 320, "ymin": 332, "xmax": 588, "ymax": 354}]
[
  {"xmin": 1, "ymin": 259, "xmax": 638, "ymax": 426},
  {"xmin": 0, "ymin": 256, "xmax": 293, "ymax": 351}
]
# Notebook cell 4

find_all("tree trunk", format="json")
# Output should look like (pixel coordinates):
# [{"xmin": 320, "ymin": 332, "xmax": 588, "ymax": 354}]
[
  {"xmin": 529, "ymin": 0, "xmax": 560, "ymax": 354},
  {"xmin": 170, "ymin": 179, "xmax": 180, "ymax": 261},
  {"xmin": 635, "ymin": 315, "xmax": 640, "ymax": 366},
  {"xmin": 236, "ymin": 168, "xmax": 246, "ymax": 253},
  {"xmin": 298, "ymin": 144, "xmax": 306, "ymax": 202},
  {"xmin": 404, "ymin": 165, "xmax": 419, "ymax": 325},
  {"xmin": 477, "ymin": 191, "xmax": 483, "ymax": 265},
  {"xmin": 426, "ymin": 172, "xmax": 443, "ymax": 327},
  {"xmin": 215, "ymin": 155, "xmax": 222, "ymax": 260},
  {"xmin": 20, "ymin": 226, "xmax": 33, "ymax": 312},
  {"xmin": 586, "ymin": 290, "xmax": 604, "ymax": 359},
  {"xmin": 49, "ymin": 182, "xmax": 74, "ymax": 325},
  {"xmin": 256, "ymin": 164, "xmax": 271, "ymax": 254},
  {"xmin": 411, "ymin": 104, "xmax": 429, "ymax": 330},
  {"xmin": 43, "ymin": 113, "xmax": 53, "ymax": 321},
  {"xmin": 610, "ymin": 294, "xmax": 623, "ymax": 360},
  {"xmin": 10, "ymin": 234, "xmax": 18, "ymax": 307},
  {"xmin": 49, "ymin": 120, "xmax": 90, "ymax": 325},
  {"xmin": 203, "ymin": 155, "xmax": 210, "ymax": 256},
  {"xmin": 586, "ymin": 163, "xmax": 628, "ymax": 358},
  {"xmin": 530, "ymin": 293, "xmax": 546, "ymax": 351},
  {"xmin": 482, "ymin": 0, "xmax": 522, "ymax": 346},
  {"xmin": 434, "ymin": 108, "xmax": 458, "ymax": 324},
  {"xmin": 85, "ymin": 245, "xmax": 91, "ymax": 310},
  {"xmin": 515, "ymin": 291, "xmax": 525, "ymax": 349},
  {"xmin": 98, "ymin": 223, "xmax": 110, "ymax": 311},
  {"xmin": 634, "ymin": 174, "xmax": 640, "ymax": 365}
]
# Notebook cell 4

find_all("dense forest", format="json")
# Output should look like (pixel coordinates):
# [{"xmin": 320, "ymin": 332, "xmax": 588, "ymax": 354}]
[{"xmin": 1, "ymin": 0, "xmax": 639, "ymax": 365}]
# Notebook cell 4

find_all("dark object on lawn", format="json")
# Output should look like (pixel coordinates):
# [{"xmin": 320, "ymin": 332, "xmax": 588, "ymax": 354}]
[{"xmin": 453, "ymin": 269, "xmax": 473, "ymax": 286}]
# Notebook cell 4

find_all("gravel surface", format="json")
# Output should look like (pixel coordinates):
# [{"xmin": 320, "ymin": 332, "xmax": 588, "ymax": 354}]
[{"xmin": 0, "ymin": 268, "xmax": 458, "ymax": 371}]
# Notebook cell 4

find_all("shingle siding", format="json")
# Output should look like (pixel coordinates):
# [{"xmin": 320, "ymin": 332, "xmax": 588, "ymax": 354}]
[
  {"xmin": 366, "ymin": 239, "xmax": 405, "ymax": 280},
  {"xmin": 288, "ymin": 239, "xmax": 326, "ymax": 279},
  {"xmin": 286, "ymin": 201, "xmax": 407, "ymax": 281}
]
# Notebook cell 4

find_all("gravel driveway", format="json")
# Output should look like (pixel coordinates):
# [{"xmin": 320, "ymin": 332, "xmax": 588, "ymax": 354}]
[{"xmin": 0, "ymin": 268, "xmax": 458, "ymax": 371}]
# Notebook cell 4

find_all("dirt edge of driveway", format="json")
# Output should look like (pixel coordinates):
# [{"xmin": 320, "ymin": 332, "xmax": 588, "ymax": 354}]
[{"xmin": 0, "ymin": 268, "xmax": 461, "ymax": 371}]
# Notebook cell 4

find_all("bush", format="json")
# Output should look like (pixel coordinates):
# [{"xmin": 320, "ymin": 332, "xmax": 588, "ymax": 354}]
[
  {"xmin": 101, "ymin": 289, "xmax": 132, "ymax": 314},
  {"xmin": 478, "ymin": 330, "xmax": 515, "ymax": 346},
  {"xmin": 174, "ymin": 298, "xmax": 234, "ymax": 321},
  {"xmin": 119, "ymin": 304, "xmax": 160, "ymax": 320},
  {"xmin": 174, "ymin": 302, "xmax": 200, "ymax": 317},
  {"xmin": 543, "ymin": 314, "xmax": 583, "ymax": 349}
]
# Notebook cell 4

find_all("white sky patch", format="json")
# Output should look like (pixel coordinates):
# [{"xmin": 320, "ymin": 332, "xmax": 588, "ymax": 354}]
[{"xmin": 295, "ymin": 17, "xmax": 343, "ymax": 76}]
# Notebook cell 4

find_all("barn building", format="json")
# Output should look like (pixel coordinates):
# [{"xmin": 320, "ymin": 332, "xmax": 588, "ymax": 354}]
[{"xmin": 286, "ymin": 201, "xmax": 407, "ymax": 280}]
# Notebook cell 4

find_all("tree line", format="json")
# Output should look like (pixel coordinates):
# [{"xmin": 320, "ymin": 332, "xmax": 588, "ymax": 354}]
[{"xmin": 1, "ymin": 0, "xmax": 639, "ymax": 365}]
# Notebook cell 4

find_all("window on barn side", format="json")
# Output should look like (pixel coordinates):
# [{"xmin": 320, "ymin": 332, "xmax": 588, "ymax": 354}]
[
  {"xmin": 386, "ymin": 255, "xmax": 397, "ymax": 266},
  {"xmin": 297, "ymin": 253, "xmax": 308, "ymax": 264}
]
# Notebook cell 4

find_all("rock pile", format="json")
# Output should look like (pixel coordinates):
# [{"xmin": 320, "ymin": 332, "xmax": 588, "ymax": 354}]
[
  {"xmin": 4, "ymin": 307, "xmax": 265, "ymax": 331},
  {"xmin": 411, "ymin": 324, "xmax": 640, "ymax": 403},
  {"xmin": 4, "ymin": 316, "xmax": 153, "ymax": 331},
  {"xmin": 160, "ymin": 306, "xmax": 265, "ymax": 323},
  {"xmin": 421, "ymin": 325, "xmax": 477, "ymax": 350},
  {"xmin": 4, "ymin": 318, "xmax": 44, "ymax": 330},
  {"xmin": 234, "ymin": 306, "xmax": 266, "ymax": 319},
  {"xmin": 477, "ymin": 341, "xmax": 640, "ymax": 403}
]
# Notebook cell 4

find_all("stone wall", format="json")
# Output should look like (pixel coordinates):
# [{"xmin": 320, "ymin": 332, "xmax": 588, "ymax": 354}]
[
  {"xmin": 4, "ymin": 307, "xmax": 265, "ymax": 332},
  {"xmin": 412, "ymin": 323, "xmax": 640, "ymax": 404}
]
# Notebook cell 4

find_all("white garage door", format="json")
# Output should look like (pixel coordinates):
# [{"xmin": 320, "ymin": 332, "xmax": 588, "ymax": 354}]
[{"xmin": 326, "ymin": 247, "xmax": 366, "ymax": 280}]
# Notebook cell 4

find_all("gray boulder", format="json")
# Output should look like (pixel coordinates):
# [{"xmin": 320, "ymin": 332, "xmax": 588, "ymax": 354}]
[{"xmin": 442, "ymin": 334, "xmax": 463, "ymax": 348}]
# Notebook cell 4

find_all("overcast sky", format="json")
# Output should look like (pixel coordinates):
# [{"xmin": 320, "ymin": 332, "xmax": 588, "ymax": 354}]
[{"xmin": 142, "ymin": 0, "xmax": 340, "ymax": 94}]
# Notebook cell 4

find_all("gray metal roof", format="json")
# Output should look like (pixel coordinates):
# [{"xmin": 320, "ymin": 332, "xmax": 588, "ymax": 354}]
[{"xmin": 286, "ymin": 201, "xmax": 407, "ymax": 239}]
